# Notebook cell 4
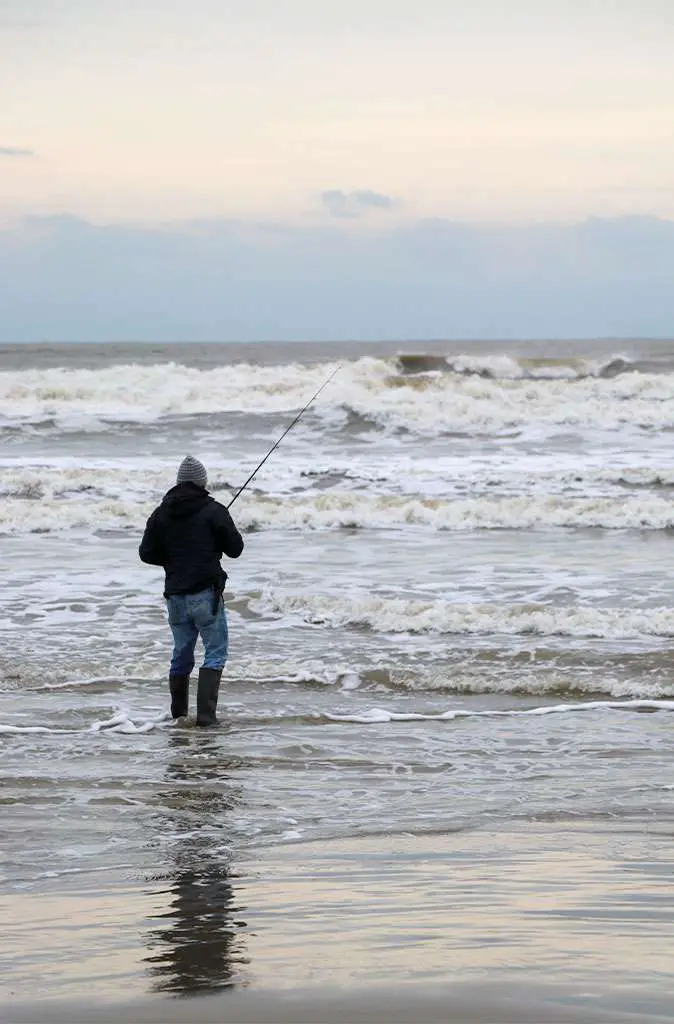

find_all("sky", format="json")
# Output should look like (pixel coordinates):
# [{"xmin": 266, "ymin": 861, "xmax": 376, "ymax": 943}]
[
  {"xmin": 2, "ymin": 0, "xmax": 674, "ymax": 224},
  {"xmin": 1, "ymin": 0, "xmax": 674, "ymax": 340}
]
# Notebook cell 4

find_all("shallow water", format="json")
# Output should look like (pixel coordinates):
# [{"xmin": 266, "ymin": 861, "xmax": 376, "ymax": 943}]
[
  {"xmin": 4, "ymin": 826, "xmax": 674, "ymax": 1020},
  {"xmin": 2, "ymin": 339, "xmax": 674, "ymax": 1008}
]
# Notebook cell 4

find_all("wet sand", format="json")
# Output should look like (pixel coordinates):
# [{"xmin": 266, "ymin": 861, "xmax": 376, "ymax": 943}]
[
  {"xmin": 3, "ymin": 823, "xmax": 674, "ymax": 1022},
  {"xmin": 4, "ymin": 985, "xmax": 669, "ymax": 1024}
]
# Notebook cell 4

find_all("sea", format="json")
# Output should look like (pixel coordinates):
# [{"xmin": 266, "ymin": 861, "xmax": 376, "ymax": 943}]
[{"xmin": 2, "ymin": 338, "xmax": 674, "ymax": 1015}]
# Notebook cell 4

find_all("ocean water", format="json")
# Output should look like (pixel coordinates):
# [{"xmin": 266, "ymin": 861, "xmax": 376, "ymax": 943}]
[{"xmin": 2, "ymin": 339, "xmax": 674, "ymax": 1001}]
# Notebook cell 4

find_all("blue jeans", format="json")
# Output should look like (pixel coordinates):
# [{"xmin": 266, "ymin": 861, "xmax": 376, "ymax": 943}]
[{"xmin": 167, "ymin": 588, "xmax": 228, "ymax": 676}]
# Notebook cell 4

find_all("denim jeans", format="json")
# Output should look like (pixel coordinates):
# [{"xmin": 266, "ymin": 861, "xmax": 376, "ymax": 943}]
[{"xmin": 166, "ymin": 588, "xmax": 228, "ymax": 675}]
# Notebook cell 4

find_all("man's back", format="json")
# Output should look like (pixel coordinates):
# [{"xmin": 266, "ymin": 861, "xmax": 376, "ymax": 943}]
[
  {"xmin": 139, "ymin": 480, "xmax": 244, "ymax": 596},
  {"xmin": 139, "ymin": 456, "xmax": 244, "ymax": 727}
]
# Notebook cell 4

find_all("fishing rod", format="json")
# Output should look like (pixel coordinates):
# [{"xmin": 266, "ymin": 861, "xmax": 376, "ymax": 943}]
[{"xmin": 227, "ymin": 364, "xmax": 341, "ymax": 509}]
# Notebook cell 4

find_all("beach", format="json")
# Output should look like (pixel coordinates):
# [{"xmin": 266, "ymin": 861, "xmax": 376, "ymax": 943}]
[
  {"xmin": 2, "ymin": 339, "xmax": 674, "ymax": 1019},
  {"xmin": 5, "ymin": 824, "xmax": 674, "ymax": 1021}
]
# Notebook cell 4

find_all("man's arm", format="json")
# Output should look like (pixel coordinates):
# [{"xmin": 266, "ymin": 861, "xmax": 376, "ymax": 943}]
[
  {"xmin": 139, "ymin": 509, "xmax": 166, "ymax": 566},
  {"xmin": 212, "ymin": 504, "xmax": 244, "ymax": 559}
]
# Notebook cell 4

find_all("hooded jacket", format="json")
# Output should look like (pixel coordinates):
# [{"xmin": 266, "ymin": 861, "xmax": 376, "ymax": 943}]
[{"xmin": 139, "ymin": 482, "xmax": 244, "ymax": 597}]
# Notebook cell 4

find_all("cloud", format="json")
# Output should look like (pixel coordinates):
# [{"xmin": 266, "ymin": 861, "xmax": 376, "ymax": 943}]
[
  {"xmin": 0, "ymin": 19, "xmax": 36, "ymax": 31},
  {"xmin": 1, "ymin": 214, "xmax": 674, "ymax": 342},
  {"xmin": 321, "ymin": 189, "xmax": 395, "ymax": 219},
  {"xmin": 0, "ymin": 146, "xmax": 36, "ymax": 158}
]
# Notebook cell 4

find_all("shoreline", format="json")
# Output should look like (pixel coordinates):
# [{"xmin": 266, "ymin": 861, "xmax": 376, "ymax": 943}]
[
  {"xmin": 4, "ymin": 822, "xmax": 673, "ymax": 1021},
  {"xmin": 6, "ymin": 982, "xmax": 671, "ymax": 1024}
]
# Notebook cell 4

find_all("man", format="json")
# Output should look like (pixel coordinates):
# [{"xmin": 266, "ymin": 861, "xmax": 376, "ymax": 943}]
[{"xmin": 139, "ymin": 456, "xmax": 244, "ymax": 726}]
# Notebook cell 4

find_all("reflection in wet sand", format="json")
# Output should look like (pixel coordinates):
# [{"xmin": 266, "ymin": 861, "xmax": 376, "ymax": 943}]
[
  {"xmin": 143, "ymin": 733, "xmax": 249, "ymax": 995},
  {"xmin": 3, "ymin": 821, "xmax": 674, "ymax": 1019}
]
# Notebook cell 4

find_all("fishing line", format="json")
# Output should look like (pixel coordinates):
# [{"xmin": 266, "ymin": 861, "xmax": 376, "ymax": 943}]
[{"xmin": 227, "ymin": 364, "xmax": 341, "ymax": 509}]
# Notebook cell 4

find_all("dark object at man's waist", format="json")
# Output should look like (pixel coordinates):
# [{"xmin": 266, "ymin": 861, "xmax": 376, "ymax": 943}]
[{"xmin": 164, "ymin": 572, "xmax": 227, "ymax": 599}]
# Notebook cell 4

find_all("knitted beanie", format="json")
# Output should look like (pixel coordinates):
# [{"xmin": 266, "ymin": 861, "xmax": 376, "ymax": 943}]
[{"xmin": 176, "ymin": 455, "xmax": 208, "ymax": 489}]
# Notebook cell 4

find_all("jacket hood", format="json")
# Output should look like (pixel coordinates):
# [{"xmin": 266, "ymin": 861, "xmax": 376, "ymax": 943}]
[{"xmin": 161, "ymin": 481, "xmax": 213, "ymax": 519}]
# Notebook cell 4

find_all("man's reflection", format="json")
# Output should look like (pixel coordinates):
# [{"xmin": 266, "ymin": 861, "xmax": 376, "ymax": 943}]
[{"xmin": 144, "ymin": 731, "xmax": 250, "ymax": 995}]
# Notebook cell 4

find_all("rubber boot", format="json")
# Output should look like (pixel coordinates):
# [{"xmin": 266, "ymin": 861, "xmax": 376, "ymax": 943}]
[
  {"xmin": 169, "ymin": 674, "xmax": 190, "ymax": 719},
  {"xmin": 196, "ymin": 667, "xmax": 222, "ymax": 727}
]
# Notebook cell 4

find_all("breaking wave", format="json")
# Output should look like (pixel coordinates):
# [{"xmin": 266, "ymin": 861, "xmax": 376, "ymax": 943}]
[
  {"xmin": 398, "ymin": 352, "xmax": 636, "ymax": 380},
  {"xmin": 252, "ymin": 589, "xmax": 674, "ymax": 639},
  {"xmin": 3, "ymin": 355, "xmax": 674, "ymax": 439},
  {"xmin": 1, "ymin": 487, "xmax": 673, "ymax": 535},
  {"xmin": 226, "ymin": 658, "xmax": 674, "ymax": 700},
  {"xmin": 237, "ymin": 492, "xmax": 674, "ymax": 532}
]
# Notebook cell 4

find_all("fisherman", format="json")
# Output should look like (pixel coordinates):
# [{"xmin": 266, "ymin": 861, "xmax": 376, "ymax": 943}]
[{"xmin": 139, "ymin": 456, "xmax": 244, "ymax": 727}]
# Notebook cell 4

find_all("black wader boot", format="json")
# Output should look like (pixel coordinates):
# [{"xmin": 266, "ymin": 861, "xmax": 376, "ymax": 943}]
[
  {"xmin": 169, "ymin": 674, "xmax": 190, "ymax": 719},
  {"xmin": 196, "ymin": 667, "xmax": 222, "ymax": 727}
]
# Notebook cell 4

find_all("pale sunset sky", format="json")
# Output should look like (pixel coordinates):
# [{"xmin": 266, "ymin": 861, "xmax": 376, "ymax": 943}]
[
  {"xmin": 2, "ymin": 0, "xmax": 674, "ymax": 224},
  {"xmin": 1, "ymin": 0, "xmax": 674, "ymax": 340}
]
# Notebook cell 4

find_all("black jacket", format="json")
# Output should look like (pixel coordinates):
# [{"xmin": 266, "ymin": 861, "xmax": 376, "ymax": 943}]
[{"xmin": 139, "ymin": 482, "xmax": 244, "ymax": 597}]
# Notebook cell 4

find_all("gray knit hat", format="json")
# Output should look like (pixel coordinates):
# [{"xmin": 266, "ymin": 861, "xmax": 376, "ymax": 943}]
[{"xmin": 176, "ymin": 455, "xmax": 208, "ymax": 489}]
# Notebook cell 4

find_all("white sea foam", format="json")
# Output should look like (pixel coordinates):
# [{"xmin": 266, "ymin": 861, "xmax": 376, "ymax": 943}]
[
  {"xmin": 0, "ymin": 360, "xmax": 347, "ymax": 425},
  {"xmin": 252, "ymin": 589, "xmax": 674, "ymax": 639},
  {"xmin": 236, "ymin": 492, "xmax": 674, "ymax": 532},
  {"xmin": 90, "ymin": 710, "xmax": 171, "ymax": 733},
  {"xmin": 2, "ymin": 454, "xmax": 674, "ymax": 501},
  {"xmin": 0, "ymin": 710, "xmax": 171, "ymax": 735},
  {"xmin": 2, "ymin": 698, "xmax": 672, "ymax": 737},
  {"xmin": 325, "ymin": 698, "xmax": 674, "ymax": 724},
  {"xmin": 226, "ymin": 663, "xmax": 674, "ymax": 700},
  {"xmin": 3, "ymin": 357, "xmax": 674, "ymax": 437},
  {"xmin": 2, "ymin": 482, "xmax": 673, "ymax": 535}
]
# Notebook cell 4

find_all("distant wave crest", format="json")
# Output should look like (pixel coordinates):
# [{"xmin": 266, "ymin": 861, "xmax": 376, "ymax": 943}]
[{"xmin": 2, "ymin": 355, "xmax": 674, "ymax": 441}]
